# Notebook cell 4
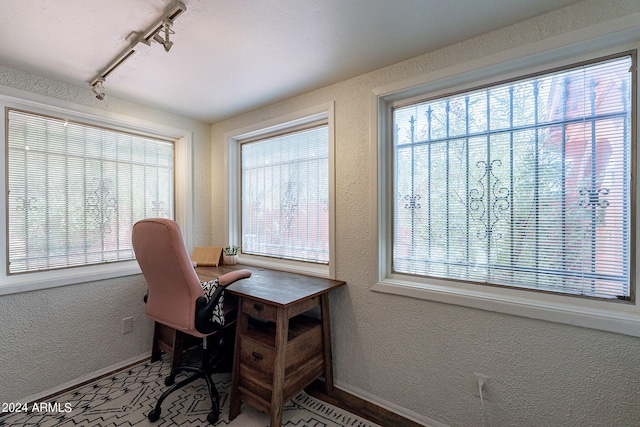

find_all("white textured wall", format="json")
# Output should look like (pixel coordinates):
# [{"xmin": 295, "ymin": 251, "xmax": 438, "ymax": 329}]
[
  {"xmin": 211, "ymin": 1, "xmax": 640, "ymax": 426},
  {"xmin": 0, "ymin": 68, "xmax": 212, "ymax": 402}
]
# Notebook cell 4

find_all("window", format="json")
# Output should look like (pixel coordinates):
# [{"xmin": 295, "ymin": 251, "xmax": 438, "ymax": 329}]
[
  {"xmin": 6, "ymin": 109, "xmax": 174, "ymax": 274},
  {"xmin": 391, "ymin": 53, "xmax": 633, "ymax": 301},
  {"xmin": 241, "ymin": 125, "xmax": 329, "ymax": 263},
  {"xmin": 227, "ymin": 104, "xmax": 335, "ymax": 277}
]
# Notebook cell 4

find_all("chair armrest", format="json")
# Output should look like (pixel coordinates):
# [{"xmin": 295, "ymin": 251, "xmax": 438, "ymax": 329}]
[{"xmin": 218, "ymin": 269, "xmax": 252, "ymax": 287}]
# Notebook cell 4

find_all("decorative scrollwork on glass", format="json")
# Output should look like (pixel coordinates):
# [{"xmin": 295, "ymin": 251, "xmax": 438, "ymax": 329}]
[
  {"xmin": 15, "ymin": 196, "xmax": 38, "ymax": 212},
  {"xmin": 469, "ymin": 159, "xmax": 510, "ymax": 240},
  {"xmin": 85, "ymin": 178, "xmax": 118, "ymax": 233},
  {"xmin": 281, "ymin": 181, "xmax": 298, "ymax": 230},
  {"xmin": 579, "ymin": 187, "xmax": 610, "ymax": 210},
  {"xmin": 151, "ymin": 201, "xmax": 166, "ymax": 217},
  {"xmin": 404, "ymin": 194, "xmax": 421, "ymax": 209}
]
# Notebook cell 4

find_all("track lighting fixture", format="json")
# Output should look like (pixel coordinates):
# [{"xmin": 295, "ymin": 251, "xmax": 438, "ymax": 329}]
[{"xmin": 89, "ymin": 1, "xmax": 186, "ymax": 100}]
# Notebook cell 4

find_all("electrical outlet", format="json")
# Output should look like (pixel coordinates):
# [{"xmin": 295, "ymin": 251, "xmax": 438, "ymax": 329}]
[
  {"xmin": 473, "ymin": 373, "xmax": 490, "ymax": 400},
  {"xmin": 122, "ymin": 317, "xmax": 134, "ymax": 334}
]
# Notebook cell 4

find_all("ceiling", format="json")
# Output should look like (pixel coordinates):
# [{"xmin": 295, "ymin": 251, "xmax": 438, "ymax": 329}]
[{"xmin": 0, "ymin": 0, "xmax": 585, "ymax": 123}]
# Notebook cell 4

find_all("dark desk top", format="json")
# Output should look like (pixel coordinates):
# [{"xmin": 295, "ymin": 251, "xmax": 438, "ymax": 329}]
[{"xmin": 196, "ymin": 264, "xmax": 345, "ymax": 307}]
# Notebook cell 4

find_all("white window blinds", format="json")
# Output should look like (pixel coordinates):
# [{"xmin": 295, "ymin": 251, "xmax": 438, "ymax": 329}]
[
  {"xmin": 7, "ymin": 109, "xmax": 174, "ymax": 274},
  {"xmin": 392, "ymin": 54, "xmax": 633, "ymax": 300},
  {"xmin": 241, "ymin": 125, "xmax": 329, "ymax": 264}
]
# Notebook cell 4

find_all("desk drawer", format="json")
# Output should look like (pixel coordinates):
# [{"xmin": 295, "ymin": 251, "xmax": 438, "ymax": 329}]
[
  {"xmin": 239, "ymin": 335, "xmax": 275, "ymax": 376},
  {"xmin": 241, "ymin": 298, "xmax": 277, "ymax": 322}
]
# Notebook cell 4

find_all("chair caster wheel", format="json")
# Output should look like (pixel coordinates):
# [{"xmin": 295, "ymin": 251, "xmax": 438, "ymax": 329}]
[
  {"xmin": 148, "ymin": 408, "xmax": 161, "ymax": 422},
  {"xmin": 207, "ymin": 410, "xmax": 219, "ymax": 424},
  {"xmin": 164, "ymin": 374, "xmax": 175, "ymax": 386}
]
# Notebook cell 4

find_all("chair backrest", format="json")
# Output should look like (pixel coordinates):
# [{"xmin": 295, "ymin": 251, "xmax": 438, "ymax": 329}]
[{"xmin": 132, "ymin": 218, "xmax": 205, "ymax": 335}]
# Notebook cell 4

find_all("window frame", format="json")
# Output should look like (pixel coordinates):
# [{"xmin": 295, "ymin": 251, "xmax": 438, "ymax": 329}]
[
  {"xmin": 0, "ymin": 89, "xmax": 193, "ymax": 296},
  {"xmin": 372, "ymin": 36, "xmax": 640, "ymax": 336},
  {"xmin": 225, "ymin": 103, "xmax": 336, "ymax": 279},
  {"xmin": 391, "ymin": 52, "xmax": 633, "ymax": 301}
]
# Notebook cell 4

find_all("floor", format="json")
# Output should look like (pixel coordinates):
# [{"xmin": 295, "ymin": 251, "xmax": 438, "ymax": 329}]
[{"xmin": 0, "ymin": 357, "xmax": 381, "ymax": 427}]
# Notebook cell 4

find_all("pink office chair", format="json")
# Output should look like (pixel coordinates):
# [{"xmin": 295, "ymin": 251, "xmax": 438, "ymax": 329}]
[{"xmin": 132, "ymin": 218, "xmax": 251, "ymax": 424}]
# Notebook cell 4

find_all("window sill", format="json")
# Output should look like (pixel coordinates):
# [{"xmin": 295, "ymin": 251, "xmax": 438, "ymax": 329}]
[
  {"xmin": 0, "ymin": 261, "xmax": 142, "ymax": 296},
  {"xmin": 238, "ymin": 254, "xmax": 331, "ymax": 279},
  {"xmin": 372, "ymin": 276, "xmax": 640, "ymax": 337}
]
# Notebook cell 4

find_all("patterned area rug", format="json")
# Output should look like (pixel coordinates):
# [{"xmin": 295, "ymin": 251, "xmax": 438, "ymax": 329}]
[{"xmin": 0, "ymin": 356, "xmax": 380, "ymax": 427}]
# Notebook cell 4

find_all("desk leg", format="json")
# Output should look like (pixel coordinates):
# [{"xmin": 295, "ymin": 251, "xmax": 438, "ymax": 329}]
[
  {"xmin": 270, "ymin": 307, "xmax": 289, "ymax": 427},
  {"xmin": 320, "ymin": 293, "xmax": 335, "ymax": 394},
  {"xmin": 229, "ymin": 299, "xmax": 248, "ymax": 420}
]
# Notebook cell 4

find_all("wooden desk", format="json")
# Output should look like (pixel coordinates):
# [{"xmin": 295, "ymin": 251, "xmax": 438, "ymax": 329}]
[{"xmin": 196, "ymin": 265, "xmax": 345, "ymax": 427}]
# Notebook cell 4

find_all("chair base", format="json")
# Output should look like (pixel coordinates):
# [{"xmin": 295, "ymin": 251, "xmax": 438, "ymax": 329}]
[{"xmin": 148, "ymin": 337, "xmax": 220, "ymax": 424}]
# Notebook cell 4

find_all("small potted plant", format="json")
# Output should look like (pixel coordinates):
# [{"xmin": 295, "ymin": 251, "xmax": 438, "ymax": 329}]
[{"xmin": 222, "ymin": 245, "xmax": 241, "ymax": 265}]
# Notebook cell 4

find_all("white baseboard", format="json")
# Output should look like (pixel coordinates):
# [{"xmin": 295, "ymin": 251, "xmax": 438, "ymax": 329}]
[
  {"xmin": 334, "ymin": 379, "xmax": 449, "ymax": 427},
  {"xmin": 19, "ymin": 353, "xmax": 150, "ymax": 403}
]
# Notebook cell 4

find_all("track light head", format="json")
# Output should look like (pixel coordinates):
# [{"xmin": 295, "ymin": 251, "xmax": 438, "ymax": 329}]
[
  {"xmin": 152, "ymin": 33, "xmax": 163, "ymax": 44},
  {"xmin": 153, "ymin": 19, "xmax": 174, "ymax": 52},
  {"xmin": 91, "ymin": 79, "xmax": 105, "ymax": 100}
]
